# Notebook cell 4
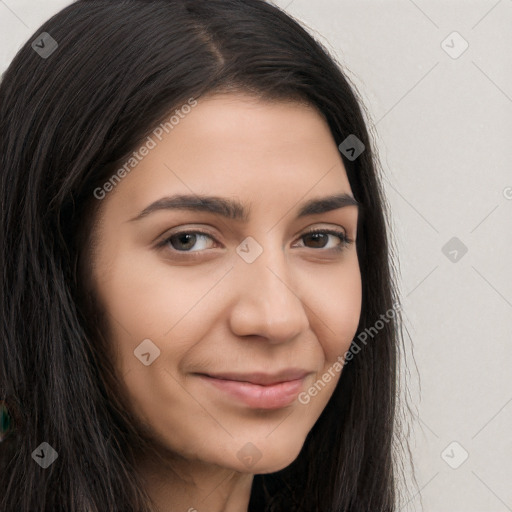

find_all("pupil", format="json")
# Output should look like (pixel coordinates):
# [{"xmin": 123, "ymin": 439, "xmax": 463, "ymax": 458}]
[
  {"xmin": 173, "ymin": 233, "xmax": 196, "ymax": 250},
  {"xmin": 308, "ymin": 233, "xmax": 326, "ymax": 248}
]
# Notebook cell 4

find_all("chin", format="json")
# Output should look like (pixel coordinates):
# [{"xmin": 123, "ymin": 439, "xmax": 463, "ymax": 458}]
[
  {"xmin": 251, "ymin": 456, "xmax": 300, "ymax": 475},
  {"xmin": 232, "ymin": 436, "xmax": 305, "ymax": 475}
]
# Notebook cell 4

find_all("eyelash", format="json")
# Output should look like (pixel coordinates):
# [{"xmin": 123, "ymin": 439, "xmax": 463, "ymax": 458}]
[{"xmin": 157, "ymin": 227, "xmax": 354, "ymax": 255}]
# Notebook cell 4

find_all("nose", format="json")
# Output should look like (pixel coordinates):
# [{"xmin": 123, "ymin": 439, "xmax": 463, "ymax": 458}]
[{"xmin": 228, "ymin": 240, "xmax": 310, "ymax": 344}]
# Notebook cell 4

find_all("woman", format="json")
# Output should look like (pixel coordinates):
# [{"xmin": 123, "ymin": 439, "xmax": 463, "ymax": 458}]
[{"xmin": 0, "ymin": 1, "xmax": 412, "ymax": 510}]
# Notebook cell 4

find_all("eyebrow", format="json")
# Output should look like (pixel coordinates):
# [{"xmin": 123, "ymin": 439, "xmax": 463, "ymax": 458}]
[{"xmin": 128, "ymin": 192, "xmax": 360, "ymax": 222}]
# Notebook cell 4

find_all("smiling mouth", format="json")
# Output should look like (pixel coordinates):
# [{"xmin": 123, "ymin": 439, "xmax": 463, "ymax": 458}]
[{"xmin": 194, "ymin": 370, "xmax": 311, "ymax": 409}]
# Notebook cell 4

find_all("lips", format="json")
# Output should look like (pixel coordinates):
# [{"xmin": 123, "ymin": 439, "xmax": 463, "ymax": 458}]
[
  {"xmin": 203, "ymin": 369, "xmax": 310, "ymax": 386},
  {"xmin": 195, "ymin": 369, "xmax": 311, "ymax": 409}
]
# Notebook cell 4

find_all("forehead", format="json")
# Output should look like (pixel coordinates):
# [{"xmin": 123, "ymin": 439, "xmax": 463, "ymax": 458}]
[{"xmin": 98, "ymin": 93, "xmax": 353, "ymax": 219}]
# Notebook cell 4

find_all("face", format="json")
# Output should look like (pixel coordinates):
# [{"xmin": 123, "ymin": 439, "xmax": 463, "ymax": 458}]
[{"xmin": 89, "ymin": 92, "xmax": 362, "ymax": 475}]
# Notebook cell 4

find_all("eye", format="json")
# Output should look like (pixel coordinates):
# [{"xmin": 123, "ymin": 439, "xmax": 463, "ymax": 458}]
[
  {"xmin": 159, "ymin": 230, "xmax": 219, "ymax": 252},
  {"xmin": 295, "ymin": 228, "xmax": 353, "ymax": 252},
  {"xmin": 156, "ymin": 227, "xmax": 353, "ymax": 256}
]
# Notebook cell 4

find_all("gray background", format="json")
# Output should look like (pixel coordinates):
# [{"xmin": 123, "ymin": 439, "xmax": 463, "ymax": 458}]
[{"xmin": 1, "ymin": 1, "xmax": 511, "ymax": 510}]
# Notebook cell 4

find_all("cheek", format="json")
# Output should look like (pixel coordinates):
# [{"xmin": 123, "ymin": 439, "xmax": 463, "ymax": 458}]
[
  {"xmin": 306, "ymin": 253, "xmax": 362, "ymax": 363},
  {"xmin": 92, "ymin": 245, "xmax": 236, "ymax": 382},
  {"xmin": 93, "ymin": 252, "xmax": 227, "ymax": 450},
  {"xmin": 94, "ymin": 243, "xmax": 225, "ymax": 335},
  {"xmin": 295, "ymin": 259, "xmax": 361, "ymax": 417}
]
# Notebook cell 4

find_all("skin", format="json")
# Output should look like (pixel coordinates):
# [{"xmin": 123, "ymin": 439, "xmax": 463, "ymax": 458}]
[{"xmin": 89, "ymin": 93, "xmax": 362, "ymax": 512}]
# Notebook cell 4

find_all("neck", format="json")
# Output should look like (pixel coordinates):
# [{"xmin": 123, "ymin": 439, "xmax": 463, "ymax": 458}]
[{"xmin": 138, "ymin": 454, "xmax": 254, "ymax": 512}]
